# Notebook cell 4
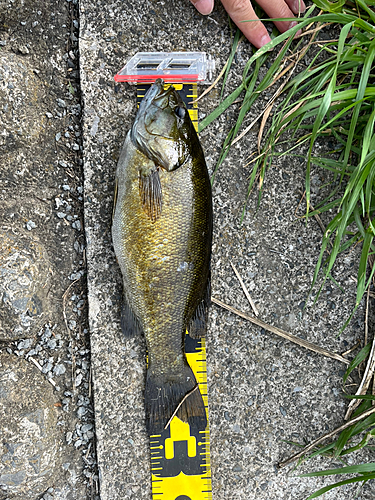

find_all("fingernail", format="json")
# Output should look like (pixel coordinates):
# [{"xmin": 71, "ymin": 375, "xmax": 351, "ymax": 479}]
[
  {"xmin": 260, "ymin": 34, "xmax": 272, "ymax": 47},
  {"xmin": 193, "ymin": 0, "xmax": 213, "ymax": 15},
  {"xmin": 288, "ymin": 21, "xmax": 298, "ymax": 30},
  {"xmin": 293, "ymin": 0, "xmax": 306, "ymax": 13}
]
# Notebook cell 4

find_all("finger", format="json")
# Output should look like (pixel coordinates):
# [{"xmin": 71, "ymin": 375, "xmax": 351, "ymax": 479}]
[
  {"xmin": 190, "ymin": 0, "xmax": 214, "ymax": 15},
  {"xmin": 255, "ymin": 0, "xmax": 301, "ymax": 35},
  {"xmin": 285, "ymin": 0, "xmax": 306, "ymax": 15},
  {"xmin": 220, "ymin": 0, "xmax": 272, "ymax": 49}
]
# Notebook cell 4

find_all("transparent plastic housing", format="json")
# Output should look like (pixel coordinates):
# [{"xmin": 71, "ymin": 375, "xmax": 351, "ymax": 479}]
[{"xmin": 114, "ymin": 52, "xmax": 215, "ymax": 84}]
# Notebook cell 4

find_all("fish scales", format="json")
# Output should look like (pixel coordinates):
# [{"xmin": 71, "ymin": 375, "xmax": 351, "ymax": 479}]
[{"xmin": 112, "ymin": 80, "xmax": 212, "ymax": 434}]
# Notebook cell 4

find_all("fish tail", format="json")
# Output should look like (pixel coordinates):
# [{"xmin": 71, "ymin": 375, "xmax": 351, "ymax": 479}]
[{"xmin": 145, "ymin": 363, "xmax": 207, "ymax": 435}]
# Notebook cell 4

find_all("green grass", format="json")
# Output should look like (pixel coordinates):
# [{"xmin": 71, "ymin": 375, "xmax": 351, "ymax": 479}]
[
  {"xmin": 297, "ymin": 396, "xmax": 375, "ymax": 498},
  {"xmin": 203, "ymin": 1, "xmax": 375, "ymax": 497},
  {"xmin": 202, "ymin": 1, "xmax": 375, "ymax": 327}
]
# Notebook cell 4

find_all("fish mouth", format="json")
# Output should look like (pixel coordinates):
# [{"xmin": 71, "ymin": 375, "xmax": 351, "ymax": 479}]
[
  {"xmin": 151, "ymin": 84, "xmax": 174, "ymax": 110},
  {"xmin": 139, "ymin": 79, "xmax": 170, "ymax": 110}
]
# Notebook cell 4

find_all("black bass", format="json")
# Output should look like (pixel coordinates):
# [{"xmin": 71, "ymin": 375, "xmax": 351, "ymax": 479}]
[{"xmin": 112, "ymin": 80, "xmax": 212, "ymax": 434}]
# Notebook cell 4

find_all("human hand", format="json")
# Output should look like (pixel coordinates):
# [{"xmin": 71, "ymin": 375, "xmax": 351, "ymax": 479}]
[{"xmin": 189, "ymin": 0, "xmax": 306, "ymax": 48}]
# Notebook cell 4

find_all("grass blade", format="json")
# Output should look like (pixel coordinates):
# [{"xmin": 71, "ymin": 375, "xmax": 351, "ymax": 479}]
[
  {"xmin": 304, "ymin": 473, "xmax": 375, "ymax": 499},
  {"xmin": 300, "ymin": 462, "xmax": 375, "ymax": 477},
  {"xmin": 356, "ymin": 231, "xmax": 374, "ymax": 307},
  {"xmin": 220, "ymin": 28, "xmax": 242, "ymax": 101},
  {"xmin": 343, "ymin": 343, "xmax": 371, "ymax": 384}
]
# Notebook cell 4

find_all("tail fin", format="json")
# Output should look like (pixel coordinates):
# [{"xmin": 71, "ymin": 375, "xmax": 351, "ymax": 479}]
[{"xmin": 145, "ymin": 363, "xmax": 207, "ymax": 435}]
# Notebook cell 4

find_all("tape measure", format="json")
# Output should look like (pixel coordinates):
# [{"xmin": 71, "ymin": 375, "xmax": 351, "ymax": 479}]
[
  {"xmin": 115, "ymin": 52, "xmax": 214, "ymax": 500},
  {"xmin": 150, "ymin": 334, "xmax": 212, "ymax": 500}
]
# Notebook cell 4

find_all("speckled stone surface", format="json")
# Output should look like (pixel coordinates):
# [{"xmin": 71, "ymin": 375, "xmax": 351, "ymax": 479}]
[
  {"xmin": 0, "ymin": 352, "xmax": 62, "ymax": 497},
  {"xmin": 80, "ymin": 1, "xmax": 374, "ymax": 499}
]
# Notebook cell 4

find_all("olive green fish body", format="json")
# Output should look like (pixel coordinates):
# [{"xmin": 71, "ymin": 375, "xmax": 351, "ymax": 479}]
[{"xmin": 112, "ymin": 81, "xmax": 212, "ymax": 433}]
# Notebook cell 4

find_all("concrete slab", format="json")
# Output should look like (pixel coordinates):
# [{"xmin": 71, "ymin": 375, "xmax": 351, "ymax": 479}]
[
  {"xmin": 80, "ymin": 1, "xmax": 374, "ymax": 498},
  {"xmin": 0, "ymin": 0, "xmax": 98, "ymax": 497}
]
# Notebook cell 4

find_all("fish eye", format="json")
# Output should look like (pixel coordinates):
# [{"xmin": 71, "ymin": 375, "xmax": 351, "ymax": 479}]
[{"xmin": 174, "ymin": 106, "xmax": 186, "ymax": 120}]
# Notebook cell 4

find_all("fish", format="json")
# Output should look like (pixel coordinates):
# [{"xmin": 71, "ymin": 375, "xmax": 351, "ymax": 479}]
[{"xmin": 112, "ymin": 79, "xmax": 213, "ymax": 435}]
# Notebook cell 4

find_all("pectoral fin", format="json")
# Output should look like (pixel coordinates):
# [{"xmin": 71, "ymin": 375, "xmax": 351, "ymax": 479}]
[
  {"xmin": 139, "ymin": 168, "xmax": 162, "ymax": 222},
  {"xmin": 111, "ymin": 177, "xmax": 118, "ymax": 225}
]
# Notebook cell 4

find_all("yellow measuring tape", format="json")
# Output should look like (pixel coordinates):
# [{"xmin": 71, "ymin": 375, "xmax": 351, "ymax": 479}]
[{"xmin": 136, "ymin": 83, "xmax": 213, "ymax": 500}]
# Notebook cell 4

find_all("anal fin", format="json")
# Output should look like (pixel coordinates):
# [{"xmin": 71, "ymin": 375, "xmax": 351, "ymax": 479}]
[{"xmin": 188, "ymin": 271, "xmax": 211, "ymax": 339}]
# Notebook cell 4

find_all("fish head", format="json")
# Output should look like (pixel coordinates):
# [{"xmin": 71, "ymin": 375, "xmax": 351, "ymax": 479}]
[{"xmin": 131, "ymin": 79, "xmax": 194, "ymax": 172}]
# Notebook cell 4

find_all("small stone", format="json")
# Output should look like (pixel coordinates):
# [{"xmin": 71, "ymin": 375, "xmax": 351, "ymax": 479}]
[
  {"xmin": 55, "ymin": 132, "xmax": 61, "ymax": 141},
  {"xmin": 25, "ymin": 220, "xmax": 36, "ymax": 230},
  {"xmin": 75, "ymin": 373, "xmax": 83, "ymax": 387},
  {"xmin": 55, "ymin": 197, "xmax": 64, "ymax": 209},
  {"xmin": 68, "ymin": 320, "xmax": 76, "ymax": 330},
  {"xmin": 72, "ymin": 220, "xmax": 81, "ymax": 231},
  {"xmin": 18, "ymin": 45, "xmax": 29, "ymax": 55},
  {"xmin": 42, "ymin": 360, "xmax": 53, "ymax": 374},
  {"xmin": 53, "ymin": 364, "xmax": 66, "ymax": 376},
  {"xmin": 47, "ymin": 337, "xmax": 57, "ymax": 349},
  {"xmin": 46, "ymin": 112, "xmax": 53, "ymax": 119},
  {"xmin": 69, "ymin": 272, "xmax": 81, "ymax": 281},
  {"xmin": 17, "ymin": 339, "xmax": 33, "ymax": 350},
  {"xmin": 57, "ymin": 99, "xmax": 66, "ymax": 108},
  {"xmin": 57, "ymin": 212, "xmax": 66, "ymax": 218},
  {"xmin": 77, "ymin": 406, "xmax": 86, "ymax": 418},
  {"xmin": 279, "ymin": 406, "xmax": 287, "ymax": 417}
]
